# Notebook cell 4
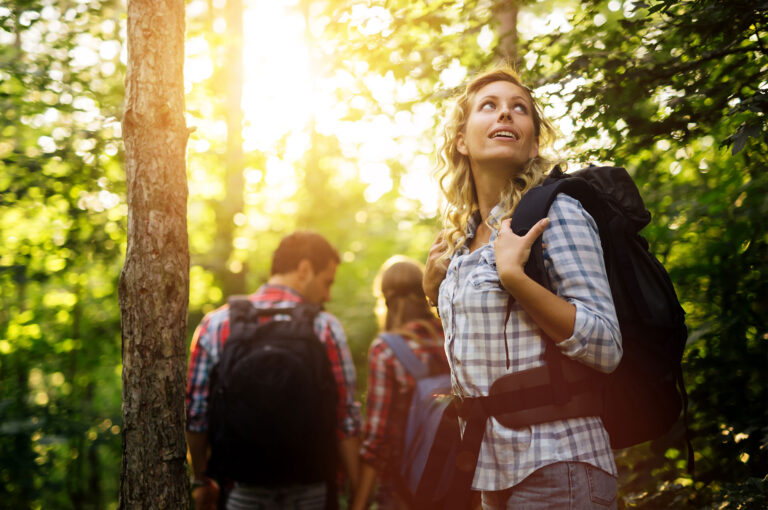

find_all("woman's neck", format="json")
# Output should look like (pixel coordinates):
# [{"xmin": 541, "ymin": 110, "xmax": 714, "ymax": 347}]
[{"xmin": 473, "ymin": 162, "xmax": 516, "ymax": 222}]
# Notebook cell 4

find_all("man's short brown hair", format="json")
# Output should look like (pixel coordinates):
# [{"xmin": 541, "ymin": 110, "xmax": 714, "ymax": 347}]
[{"xmin": 271, "ymin": 231, "xmax": 340, "ymax": 276}]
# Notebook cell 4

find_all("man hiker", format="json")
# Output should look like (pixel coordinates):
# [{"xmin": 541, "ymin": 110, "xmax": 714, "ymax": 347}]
[{"xmin": 186, "ymin": 231, "xmax": 362, "ymax": 509}]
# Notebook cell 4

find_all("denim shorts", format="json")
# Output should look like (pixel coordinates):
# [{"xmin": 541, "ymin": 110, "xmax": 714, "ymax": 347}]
[{"xmin": 481, "ymin": 462, "xmax": 617, "ymax": 510}]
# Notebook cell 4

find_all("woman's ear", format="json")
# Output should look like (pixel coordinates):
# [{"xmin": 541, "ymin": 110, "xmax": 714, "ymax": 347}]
[
  {"xmin": 529, "ymin": 140, "xmax": 539, "ymax": 160},
  {"xmin": 457, "ymin": 132, "xmax": 468, "ymax": 156}
]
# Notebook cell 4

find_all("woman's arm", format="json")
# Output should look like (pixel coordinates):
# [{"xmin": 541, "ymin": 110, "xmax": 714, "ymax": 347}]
[
  {"xmin": 494, "ymin": 216, "xmax": 578, "ymax": 342},
  {"xmin": 356, "ymin": 340, "xmax": 396, "ymax": 507},
  {"xmin": 350, "ymin": 462, "xmax": 378, "ymax": 510},
  {"xmin": 494, "ymin": 215, "xmax": 579, "ymax": 343},
  {"xmin": 495, "ymin": 196, "xmax": 622, "ymax": 373}
]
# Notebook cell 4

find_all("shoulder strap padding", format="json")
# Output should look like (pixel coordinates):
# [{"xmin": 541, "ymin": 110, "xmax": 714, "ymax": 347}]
[{"xmin": 380, "ymin": 333, "xmax": 429, "ymax": 380}]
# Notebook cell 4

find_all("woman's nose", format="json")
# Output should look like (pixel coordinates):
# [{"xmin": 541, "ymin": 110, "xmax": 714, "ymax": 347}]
[{"xmin": 498, "ymin": 105, "xmax": 512, "ymax": 121}]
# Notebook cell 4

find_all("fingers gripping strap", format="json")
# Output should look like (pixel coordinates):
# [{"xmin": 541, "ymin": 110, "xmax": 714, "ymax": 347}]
[{"xmin": 380, "ymin": 333, "xmax": 430, "ymax": 380}]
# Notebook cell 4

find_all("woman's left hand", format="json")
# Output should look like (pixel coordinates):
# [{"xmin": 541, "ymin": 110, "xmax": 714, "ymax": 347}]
[{"xmin": 494, "ymin": 217, "xmax": 550, "ymax": 293}]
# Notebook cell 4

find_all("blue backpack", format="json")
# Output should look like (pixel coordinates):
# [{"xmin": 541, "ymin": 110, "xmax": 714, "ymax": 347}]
[{"xmin": 380, "ymin": 333, "xmax": 461, "ymax": 509}]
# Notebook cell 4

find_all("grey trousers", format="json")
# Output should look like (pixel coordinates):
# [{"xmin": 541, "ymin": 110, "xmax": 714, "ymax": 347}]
[{"xmin": 481, "ymin": 462, "xmax": 618, "ymax": 510}]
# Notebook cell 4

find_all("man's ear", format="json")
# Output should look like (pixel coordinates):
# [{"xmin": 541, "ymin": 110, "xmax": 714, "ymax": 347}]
[
  {"xmin": 457, "ymin": 132, "xmax": 468, "ymax": 156},
  {"xmin": 296, "ymin": 258, "xmax": 314, "ymax": 283}
]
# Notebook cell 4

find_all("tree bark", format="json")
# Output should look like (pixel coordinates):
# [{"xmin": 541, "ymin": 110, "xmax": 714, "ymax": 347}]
[
  {"xmin": 497, "ymin": 2, "xmax": 519, "ymax": 67},
  {"xmin": 119, "ymin": 0, "xmax": 190, "ymax": 508}
]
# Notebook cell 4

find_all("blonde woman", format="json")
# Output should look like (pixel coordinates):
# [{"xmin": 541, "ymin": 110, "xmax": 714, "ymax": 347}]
[
  {"xmin": 423, "ymin": 69, "xmax": 623, "ymax": 509},
  {"xmin": 352, "ymin": 257, "xmax": 448, "ymax": 510}
]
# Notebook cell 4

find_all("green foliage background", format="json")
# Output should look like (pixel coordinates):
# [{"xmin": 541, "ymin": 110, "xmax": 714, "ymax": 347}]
[{"xmin": 0, "ymin": 0, "xmax": 765, "ymax": 508}]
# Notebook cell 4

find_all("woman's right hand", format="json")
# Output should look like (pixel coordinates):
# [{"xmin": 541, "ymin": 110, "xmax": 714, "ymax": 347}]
[{"xmin": 423, "ymin": 231, "xmax": 449, "ymax": 307}]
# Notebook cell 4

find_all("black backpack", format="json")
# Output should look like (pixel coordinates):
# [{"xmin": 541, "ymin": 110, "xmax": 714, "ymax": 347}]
[
  {"xmin": 206, "ymin": 297, "xmax": 338, "ymax": 502},
  {"xmin": 509, "ymin": 165, "xmax": 689, "ymax": 450},
  {"xmin": 447, "ymin": 166, "xmax": 690, "ymax": 510}
]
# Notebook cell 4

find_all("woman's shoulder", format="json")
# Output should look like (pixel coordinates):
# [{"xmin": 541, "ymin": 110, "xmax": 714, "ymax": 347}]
[
  {"xmin": 550, "ymin": 192, "xmax": 585, "ymax": 214},
  {"xmin": 370, "ymin": 334, "xmax": 392, "ymax": 352},
  {"xmin": 548, "ymin": 193, "xmax": 598, "ymax": 230}
]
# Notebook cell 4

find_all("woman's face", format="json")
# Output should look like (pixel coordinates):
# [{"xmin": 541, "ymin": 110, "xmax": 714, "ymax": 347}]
[{"xmin": 457, "ymin": 80, "xmax": 539, "ymax": 174}]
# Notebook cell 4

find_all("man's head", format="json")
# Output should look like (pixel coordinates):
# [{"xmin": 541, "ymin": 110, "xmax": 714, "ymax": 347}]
[{"xmin": 270, "ymin": 231, "xmax": 341, "ymax": 305}]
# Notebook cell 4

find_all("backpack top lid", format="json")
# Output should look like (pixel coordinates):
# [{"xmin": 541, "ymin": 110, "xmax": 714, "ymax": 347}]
[
  {"xmin": 228, "ymin": 295, "xmax": 321, "ymax": 329},
  {"xmin": 563, "ymin": 166, "xmax": 651, "ymax": 232},
  {"xmin": 513, "ymin": 165, "xmax": 651, "ymax": 238},
  {"xmin": 218, "ymin": 296, "xmax": 322, "ymax": 377}
]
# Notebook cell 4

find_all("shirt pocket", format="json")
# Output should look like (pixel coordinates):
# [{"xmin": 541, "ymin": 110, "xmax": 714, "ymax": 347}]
[{"xmin": 468, "ymin": 249, "xmax": 502, "ymax": 290}]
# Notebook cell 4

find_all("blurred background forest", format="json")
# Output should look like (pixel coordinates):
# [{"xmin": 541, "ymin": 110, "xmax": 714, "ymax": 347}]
[{"xmin": 1, "ymin": 0, "xmax": 766, "ymax": 508}]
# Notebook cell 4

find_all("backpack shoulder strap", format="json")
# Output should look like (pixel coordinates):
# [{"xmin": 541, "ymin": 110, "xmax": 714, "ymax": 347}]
[
  {"xmin": 511, "ymin": 168, "xmax": 603, "ymax": 286},
  {"xmin": 380, "ymin": 333, "xmax": 429, "ymax": 380},
  {"xmin": 289, "ymin": 302, "xmax": 322, "ymax": 328},
  {"xmin": 226, "ymin": 296, "xmax": 261, "ymax": 347},
  {"xmin": 228, "ymin": 295, "xmax": 255, "ymax": 322}
]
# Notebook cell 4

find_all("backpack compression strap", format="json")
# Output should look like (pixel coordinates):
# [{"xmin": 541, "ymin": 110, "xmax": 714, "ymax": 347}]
[
  {"xmin": 227, "ymin": 296, "xmax": 322, "ymax": 326},
  {"xmin": 380, "ymin": 333, "xmax": 430, "ymax": 380}
]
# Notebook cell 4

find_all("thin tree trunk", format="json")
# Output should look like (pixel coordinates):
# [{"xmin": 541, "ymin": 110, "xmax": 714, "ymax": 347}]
[
  {"xmin": 119, "ymin": 0, "xmax": 190, "ymax": 508},
  {"xmin": 498, "ymin": 2, "xmax": 519, "ymax": 67},
  {"xmin": 221, "ymin": 0, "xmax": 246, "ymax": 296}
]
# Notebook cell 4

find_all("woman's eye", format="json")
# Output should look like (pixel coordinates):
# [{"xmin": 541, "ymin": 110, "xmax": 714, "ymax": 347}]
[
  {"xmin": 480, "ymin": 102, "xmax": 495, "ymax": 111},
  {"xmin": 513, "ymin": 103, "xmax": 528, "ymax": 113}
]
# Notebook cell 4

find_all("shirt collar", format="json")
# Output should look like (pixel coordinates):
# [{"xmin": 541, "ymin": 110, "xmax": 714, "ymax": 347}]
[
  {"xmin": 257, "ymin": 283, "xmax": 305, "ymax": 301},
  {"xmin": 463, "ymin": 202, "xmax": 506, "ymax": 250}
]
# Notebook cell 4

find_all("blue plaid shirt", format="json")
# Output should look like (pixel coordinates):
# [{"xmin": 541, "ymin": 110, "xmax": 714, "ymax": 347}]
[{"xmin": 438, "ymin": 194, "xmax": 622, "ymax": 491}]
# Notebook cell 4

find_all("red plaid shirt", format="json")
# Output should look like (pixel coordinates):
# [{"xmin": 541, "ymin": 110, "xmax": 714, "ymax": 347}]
[
  {"xmin": 186, "ymin": 284, "xmax": 362, "ymax": 439},
  {"xmin": 360, "ymin": 318, "xmax": 447, "ymax": 477}
]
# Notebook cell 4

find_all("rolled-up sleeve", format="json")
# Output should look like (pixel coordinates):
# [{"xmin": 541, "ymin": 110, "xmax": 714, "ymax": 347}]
[
  {"xmin": 542, "ymin": 194, "xmax": 622, "ymax": 373},
  {"xmin": 186, "ymin": 317, "xmax": 214, "ymax": 432}
]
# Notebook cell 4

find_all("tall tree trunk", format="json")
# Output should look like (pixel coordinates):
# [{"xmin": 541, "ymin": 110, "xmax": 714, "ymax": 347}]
[{"xmin": 119, "ymin": 0, "xmax": 190, "ymax": 508}]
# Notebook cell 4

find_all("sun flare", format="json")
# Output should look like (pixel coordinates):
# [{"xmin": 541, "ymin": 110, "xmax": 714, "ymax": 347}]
[{"xmin": 184, "ymin": 0, "xmax": 440, "ymax": 215}]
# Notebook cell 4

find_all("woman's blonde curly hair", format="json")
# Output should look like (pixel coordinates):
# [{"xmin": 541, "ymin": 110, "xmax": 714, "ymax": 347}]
[{"xmin": 436, "ymin": 68, "xmax": 559, "ymax": 257}]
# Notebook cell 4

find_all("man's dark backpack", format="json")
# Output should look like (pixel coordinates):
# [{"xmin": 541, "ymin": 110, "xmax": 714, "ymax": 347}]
[
  {"xmin": 447, "ymin": 165, "xmax": 690, "ymax": 510},
  {"xmin": 206, "ymin": 297, "xmax": 338, "ymax": 507},
  {"xmin": 380, "ymin": 333, "xmax": 461, "ymax": 510}
]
